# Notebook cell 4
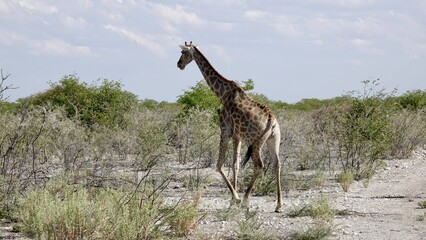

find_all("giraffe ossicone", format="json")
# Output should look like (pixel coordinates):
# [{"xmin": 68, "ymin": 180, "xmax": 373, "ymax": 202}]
[{"xmin": 177, "ymin": 42, "xmax": 283, "ymax": 213}]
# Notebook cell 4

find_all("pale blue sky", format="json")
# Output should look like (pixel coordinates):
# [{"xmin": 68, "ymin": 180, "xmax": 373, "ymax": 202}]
[{"xmin": 1, "ymin": 0, "xmax": 425, "ymax": 103}]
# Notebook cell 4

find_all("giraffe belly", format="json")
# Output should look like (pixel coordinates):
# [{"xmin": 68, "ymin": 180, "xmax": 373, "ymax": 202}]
[{"xmin": 232, "ymin": 121, "xmax": 267, "ymax": 145}]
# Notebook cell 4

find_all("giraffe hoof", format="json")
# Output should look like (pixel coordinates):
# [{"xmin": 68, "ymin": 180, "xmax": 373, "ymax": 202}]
[{"xmin": 275, "ymin": 205, "xmax": 283, "ymax": 213}]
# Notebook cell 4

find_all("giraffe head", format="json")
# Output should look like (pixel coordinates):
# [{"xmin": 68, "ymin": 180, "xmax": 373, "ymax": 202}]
[{"xmin": 177, "ymin": 41, "xmax": 195, "ymax": 70}]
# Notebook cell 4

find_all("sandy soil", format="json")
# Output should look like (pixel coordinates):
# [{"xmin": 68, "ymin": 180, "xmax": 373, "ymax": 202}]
[
  {"xmin": 191, "ymin": 151, "xmax": 426, "ymax": 239},
  {"xmin": 1, "ymin": 151, "xmax": 425, "ymax": 239}
]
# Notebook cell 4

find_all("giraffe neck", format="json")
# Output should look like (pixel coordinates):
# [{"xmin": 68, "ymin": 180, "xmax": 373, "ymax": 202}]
[{"xmin": 192, "ymin": 47, "xmax": 239, "ymax": 102}]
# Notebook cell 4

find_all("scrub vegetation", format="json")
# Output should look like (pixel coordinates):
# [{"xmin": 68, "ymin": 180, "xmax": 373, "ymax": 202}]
[{"xmin": 1, "ymin": 71, "xmax": 425, "ymax": 239}]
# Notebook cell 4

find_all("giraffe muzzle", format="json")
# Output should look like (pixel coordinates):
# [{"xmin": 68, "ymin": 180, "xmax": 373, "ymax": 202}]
[{"xmin": 177, "ymin": 61, "xmax": 185, "ymax": 70}]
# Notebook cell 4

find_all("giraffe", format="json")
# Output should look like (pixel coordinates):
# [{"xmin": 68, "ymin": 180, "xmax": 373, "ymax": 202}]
[{"xmin": 177, "ymin": 41, "xmax": 283, "ymax": 213}]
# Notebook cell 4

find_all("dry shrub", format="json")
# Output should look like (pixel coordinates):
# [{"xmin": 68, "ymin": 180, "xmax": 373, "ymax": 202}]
[
  {"xmin": 15, "ymin": 174, "xmax": 203, "ymax": 239},
  {"xmin": 166, "ymin": 191, "xmax": 203, "ymax": 237},
  {"xmin": 235, "ymin": 210, "xmax": 273, "ymax": 240},
  {"xmin": 171, "ymin": 109, "xmax": 219, "ymax": 167},
  {"xmin": 337, "ymin": 171, "xmax": 354, "ymax": 192},
  {"xmin": 388, "ymin": 109, "xmax": 426, "ymax": 158},
  {"xmin": 288, "ymin": 196, "xmax": 335, "ymax": 222}
]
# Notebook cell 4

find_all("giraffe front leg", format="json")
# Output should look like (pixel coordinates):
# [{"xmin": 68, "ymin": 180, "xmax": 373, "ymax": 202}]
[
  {"xmin": 232, "ymin": 138, "xmax": 241, "ymax": 192},
  {"xmin": 216, "ymin": 133, "xmax": 240, "ymax": 205}
]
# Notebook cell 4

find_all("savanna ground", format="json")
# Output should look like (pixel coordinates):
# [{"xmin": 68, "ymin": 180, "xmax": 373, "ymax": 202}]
[
  {"xmin": 1, "ymin": 155, "xmax": 426, "ymax": 240},
  {"xmin": 189, "ymin": 153, "xmax": 426, "ymax": 239},
  {"xmin": 1, "ymin": 74, "xmax": 426, "ymax": 239}
]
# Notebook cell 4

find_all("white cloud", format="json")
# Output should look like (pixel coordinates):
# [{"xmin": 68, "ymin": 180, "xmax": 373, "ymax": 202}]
[
  {"xmin": 15, "ymin": 0, "xmax": 58, "ymax": 14},
  {"xmin": 148, "ymin": 3, "xmax": 204, "ymax": 27},
  {"xmin": 0, "ymin": 30, "xmax": 92, "ymax": 56},
  {"xmin": 350, "ymin": 38, "xmax": 384, "ymax": 55},
  {"xmin": 344, "ymin": 59, "xmax": 362, "ymax": 65},
  {"xmin": 102, "ymin": 11, "xmax": 124, "ymax": 21},
  {"xmin": 313, "ymin": 0, "xmax": 376, "ymax": 7},
  {"xmin": 0, "ymin": 1, "xmax": 10, "ymax": 13},
  {"xmin": 60, "ymin": 15, "xmax": 87, "ymax": 28},
  {"xmin": 104, "ymin": 25, "xmax": 166, "ymax": 56},
  {"xmin": 244, "ymin": 10, "xmax": 267, "ymax": 21},
  {"xmin": 273, "ymin": 15, "xmax": 304, "ymax": 38},
  {"xmin": 0, "ymin": 30, "xmax": 26, "ymax": 46},
  {"xmin": 34, "ymin": 39, "xmax": 92, "ymax": 56},
  {"xmin": 351, "ymin": 38, "xmax": 370, "ymax": 47},
  {"xmin": 384, "ymin": 11, "xmax": 426, "ymax": 58},
  {"xmin": 210, "ymin": 45, "xmax": 232, "ymax": 63},
  {"xmin": 75, "ymin": 0, "xmax": 93, "ymax": 9},
  {"xmin": 198, "ymin": 0, "xmax": 246, "ymax": 6},
  {"xmin": 211, "ymin": 21, "xmax": 235, "ymax": 31}
]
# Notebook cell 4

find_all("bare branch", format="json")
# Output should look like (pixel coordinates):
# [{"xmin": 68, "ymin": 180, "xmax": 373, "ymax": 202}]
[{"xmin": 0, "ymin": 69, "xmax": 18, "ymax": 101}]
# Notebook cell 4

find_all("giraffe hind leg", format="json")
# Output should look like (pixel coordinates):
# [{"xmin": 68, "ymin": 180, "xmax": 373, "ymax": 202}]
[
  {"xmin": 267, "ymin": 124, "xmax": 283, "ymax": 213},
  {"xmin": 242, "ymin": 146, "xmax": 264, "ymax": 208}
]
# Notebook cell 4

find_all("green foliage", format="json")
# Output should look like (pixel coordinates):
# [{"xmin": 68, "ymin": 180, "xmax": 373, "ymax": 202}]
[
  {"xmin": 28, "ymin": 74, "xmax": 138, "ymax": 127},
  {"xmin": 339, "ymin": 83, "xmax": 394, "ymax": 179},
  {"xmin": 419, "ymin": 200, "xmax": 426, "ymax": 209},
  {"xmin": 241, "ymin": 169, "xmax": 276, "ymax": 196},
  {"xmin": 177, "ymin": 79, "xmax": 256, "ymax": 116},
  {"xmin": 286, "ymin": 96, "xmax": 350, "ymax": 112},
  {"xmin": 311, "ymin": 80, "xmax": 394, "ymax": 180},
  {"xmin": 395, "ymin": 90, "xmax": 426, "ymax": 110},
  {"xmin": 288, "ymin": 197, "xmax": 334, "ymax": 240},
  {"xmin": 288, "ymin": 196, "xmax": 335, "ymax": 222},
  {"xmin": 139, "ymin": 98, "xmax": 160, "ymax": 109},
  {"xmin": 292, "ymin": 98, "xmax": 330, "ymax": 111},
  {"xmin": 177, "ymin": 81, "xmax": 221, "ymax": 115},
  {"xmin": 289, "ymin": 223, "xmax": 333, "ymax": 240},
  {"xmin": 241, "ymin": 79, "xmax": 255, "ymax": 91},
  {"xmin": 337, "ymin": 171, "xmax": 354, "ymax": 192},
  {"xmin": 0, "ymin": 101, "xmax": 19, "ymax": 113}
]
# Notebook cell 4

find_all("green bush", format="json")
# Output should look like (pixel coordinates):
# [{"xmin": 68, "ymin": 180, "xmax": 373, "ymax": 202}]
[
  {"xmin": 178, "ymin": 81, "xmax": 221, "ymax": 115},
  {"xmin": 288, "ymin": 196, "xmax": 335, "ymax": 222},
  {"xmin": 177, "ymin": 79, "xmax": 256, "ymax": 120},
  {"xmin": 311, "ymin": 80, "xmax": 394, "ymax": 180},
  {"xmin": 395, "ymin": 90, "xmax": 426, "ymax": 110},
  {"xmin": 27, "ymin": 74, "xmax": 137, "ymax": 127}
]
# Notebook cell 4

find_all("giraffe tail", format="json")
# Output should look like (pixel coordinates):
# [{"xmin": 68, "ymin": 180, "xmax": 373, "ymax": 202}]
[{"xmin": 241, "ymin": 145, "xmax": 253, "ymax": 169}]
